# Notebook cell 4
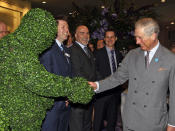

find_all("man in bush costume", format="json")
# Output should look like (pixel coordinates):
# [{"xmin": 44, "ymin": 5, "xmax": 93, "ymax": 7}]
[{"xmin": 0, "ymin": 8, "xmax": 94, "ymax": 131}]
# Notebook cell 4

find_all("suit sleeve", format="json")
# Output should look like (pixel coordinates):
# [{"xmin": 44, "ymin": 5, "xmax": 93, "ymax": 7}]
[
  {"xmin": 96, "ymin": 50, "xmax": 131, "ymax": 93},
  {"xmin": 39, "ymin": 52, "xmax": 53, "ymax": 73},
  {"xmin": 168, "ymin": 60, "xmax": 175, "ymax": 126}
]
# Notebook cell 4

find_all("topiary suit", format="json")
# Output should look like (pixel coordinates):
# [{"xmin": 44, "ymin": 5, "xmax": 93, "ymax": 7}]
[{"xmin": 0, "ymin": 8, "xmax": 94, "ymax": 131}]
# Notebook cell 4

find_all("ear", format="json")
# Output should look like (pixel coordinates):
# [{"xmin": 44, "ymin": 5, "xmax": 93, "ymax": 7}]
[
  {"xmin": 75, "ymin": 33, "xmax": 77, "ymax": 39},
  {"xmin": 115, "ymin": 36, "xmax": 118, "ymax": 41},
  {"xmin": 151, "ymin": 33, "xmax": 157, "ymax": 40}
]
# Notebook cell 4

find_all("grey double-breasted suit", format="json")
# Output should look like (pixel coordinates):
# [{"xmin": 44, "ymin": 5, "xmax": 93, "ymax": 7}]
[{"xmin": 97, "ymin": 44, "xmax": 175, "ymax": 131}]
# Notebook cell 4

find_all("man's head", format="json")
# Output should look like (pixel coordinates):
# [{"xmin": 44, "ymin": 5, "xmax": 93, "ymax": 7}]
[
  {"xmin": 75, "ymin": 25, "xmax": 89, "ymax": 45},
  {"xmin": 104, "ymin": 30, "xmax": 117, "ymax": 49},
  {"xmin": 134, "ymin": 18, "xmax": 159, "ymax": 51},
  {"xmin": 88, "ymin": 43, "xmax": 94, "ymax": 52},
  {"xmin": 0, "ymin": 21, "xmax": 8, "ymax": 39},
  {"xmin": 56, "ymin": 16, "xmax": 69, "ymax": 43},
  {"xmin": 96, "ymin": 39, "xmax": 104, "ymax": 49}
]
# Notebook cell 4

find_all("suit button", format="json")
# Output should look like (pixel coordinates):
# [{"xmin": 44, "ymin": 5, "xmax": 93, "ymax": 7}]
[
  {"xmin": 132, "ymin": 102, "xmax": 136, "ymax": 105},
  {"xmin": 152, "ymin": 81, "xmax": 155, "ymax": 83},
  {"xmin": 144, "ymin": 105, "xmax": 147, "ymax": 108},
  {"xmin": 146, "ymin": 92, "xmax": 149, "ymax": 95},
  {"xmin": 134, "ymin": 78, "xmax": 136, "ymax": 80},
  {"xmin": 134, "ymin": 90, "xmax": 137, "ymax": 93}
]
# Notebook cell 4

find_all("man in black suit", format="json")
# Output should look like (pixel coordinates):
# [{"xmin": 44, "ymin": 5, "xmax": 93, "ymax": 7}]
[
  {"xmin": 69, "ymin": 25, "xmax": 96, "ymax": 131},
  {"xmin": 93, "ymin": 30, "xmax": 123, "ymax": 131},
  {"xmin": 40, "ymin": 17, "xmax": 71, "ymax": 131}
]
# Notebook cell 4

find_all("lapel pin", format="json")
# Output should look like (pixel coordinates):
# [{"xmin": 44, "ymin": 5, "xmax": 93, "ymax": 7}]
[
  {"xmin": 64, "ymin": 53, "xmax": 70, "ymax": 57},
  {"xmin": 154, "ymin": 58, "xmax": 159, "ymax": 63}
]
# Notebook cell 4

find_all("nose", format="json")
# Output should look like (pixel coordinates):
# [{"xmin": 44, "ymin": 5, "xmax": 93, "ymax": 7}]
[{"xmin": 135, "ymin": 38, "xmax": 141, "ymax": 45}]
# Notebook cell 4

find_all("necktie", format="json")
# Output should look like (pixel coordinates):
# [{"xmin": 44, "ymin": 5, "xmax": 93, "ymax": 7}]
[
  {"xmin": 61, "ymin": 44, "xmax": 69, "ymax": 63},
  {"xmin": 111, "ymin": 50, "xmax": 116, "ymax": 73},
  {"xmin": 145, "ymin": 51, "xmax": 150, "ymax": 69},
  {"xmin": 60, "ymin": 44, "xmax": 65, "ymax": 51},
  {"xmin": 84, "ymin": 46, "xmax": 90, "ymax": 58}
]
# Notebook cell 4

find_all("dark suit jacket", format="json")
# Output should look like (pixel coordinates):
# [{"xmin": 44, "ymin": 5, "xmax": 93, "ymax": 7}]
[
  {"xmin": 95, "ymin": 46, "xmax": 123, "ymax": 96},
  {"xmin": 40, "ymin": 41, "xmax": 71, "ymax": 103},
  {"xmin": 95, "ymin": 46, "xmax": 123, "ymax": 80},
  {"xmin": 39, "ymin": 40, "xmax": 72, "ymax": 131},
  {"xmin": 40, "ymin": 41, "xmax": 71, "ymax": 77},
  {"xmin": 93, "ymin": 46, "xmax": 123, "ymax": 131},
  {"xmin": 70, "ymin": 42, "xmax": 96, "ymax": 81},
  {"xmin": 69, "ymin": 42, "xmax": 97, "ymax": 131}
]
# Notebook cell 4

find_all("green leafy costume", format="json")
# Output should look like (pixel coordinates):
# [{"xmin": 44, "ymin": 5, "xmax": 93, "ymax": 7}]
[{"xmin": 0, "ymin": 8, "xmax": 94, "ymax": 131}]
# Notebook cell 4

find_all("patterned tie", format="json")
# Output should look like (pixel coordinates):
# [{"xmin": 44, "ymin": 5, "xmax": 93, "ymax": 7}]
[
  {"xmin": 61, "ymin": 44, "xmax": 65, "ymax": 51},
  {"xmin": 145, "ymin": 51, "xmax": 150, "ymax": 69},
  {"xmin": 84, "ymin": 46, "xmax": 90, "ymax": 58},
  {"xmin": 61, "ymin": 44, "xmax": 69, "ymax": 63},
  {"xmin": 111, "ymin": 50, "xmax": 116, "ymax": 73}
]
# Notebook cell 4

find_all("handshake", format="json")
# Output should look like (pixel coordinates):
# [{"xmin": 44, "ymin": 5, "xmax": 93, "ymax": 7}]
[{"xmin": 88, "ymin": 81, "xmax": 97, "ymax": 90}]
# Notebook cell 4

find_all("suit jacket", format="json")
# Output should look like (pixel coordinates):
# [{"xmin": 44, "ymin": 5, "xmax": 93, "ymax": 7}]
[
  {"xmin": 39, "ymin": 41, "xmax": 71, "ymax": 131},
  {"xmin": 95, "ymin": 46, "xmax": 123, "ymax": 80},
  {"xmin": 70, "ymin": 42, "xmax": 96, "ymax": 81},
  {"xmin": 40, "ymin": 41, "xmax": 71, "ymax": 104},
  {"xmin": 97, "ymin": 44, "xmax": 175, "ymax": 131},
  {"xmin": 40, "ymin": 42, "xmax": 71, "ymax": 77},
  {"xmin": 95, "ymin": 46, "xmax": 123, "ymax": 97}
]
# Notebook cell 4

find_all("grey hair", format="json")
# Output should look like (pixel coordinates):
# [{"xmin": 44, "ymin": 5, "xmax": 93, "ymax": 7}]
[{"xmin": 135, "ymin": 18, "xmax": 160, "ymax": 37}]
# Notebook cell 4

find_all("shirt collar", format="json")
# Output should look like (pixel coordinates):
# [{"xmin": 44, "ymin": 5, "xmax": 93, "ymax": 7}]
[
  {"xmin": 76, "ymin": 41, "xmax": 87, "ymax": 49},
  {"xmin": 144, "ymin": 41, "xmax": 160, "ymax": 56},
  {"xmin": 55, "ymin": 39, "xmax": 62, "ymax": 47},
  {"xmin": 105, "ymin": 46, "xmax": 115, "ymax": 52}
]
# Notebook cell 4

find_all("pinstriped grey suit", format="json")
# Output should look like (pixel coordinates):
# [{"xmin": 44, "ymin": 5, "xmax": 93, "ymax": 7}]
[{"xmin": 96, "ymin": 44, "xmax": 175, "ymax": 131}]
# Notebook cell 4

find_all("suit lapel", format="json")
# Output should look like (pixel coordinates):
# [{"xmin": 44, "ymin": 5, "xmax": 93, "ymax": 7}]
[
  {"xmin": 54, "ymin": 42, "xmax": 70, "ymax": 64},
  {"xmin": 135, "ymin": 48, "xmax": 146, "ymax": 77},
  {"xmin": 148, "ymin": 45, "xmax": 163, "ymax": 74},
  {"xmin": 74, "ymin": 42, "xmax": 94, "ymax": 62},
  {"xmin": 74, "ymin": 42, "xmax": 88, "ymax": 58}
]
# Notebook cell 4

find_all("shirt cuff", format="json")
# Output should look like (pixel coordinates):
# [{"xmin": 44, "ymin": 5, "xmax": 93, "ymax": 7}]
[
  {"xmin": 94, "ymin": 82, "xmax": 99, "ymax": 92},
  {"xmin": 168, "ymin": 124, "xmax": 175, "ymax": 127}
]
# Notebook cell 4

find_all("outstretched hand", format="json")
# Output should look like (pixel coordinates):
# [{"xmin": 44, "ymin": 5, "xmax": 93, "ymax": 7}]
[{"xmin": 88, "ymin": 81, "xmax": 97, "ymax": 90}]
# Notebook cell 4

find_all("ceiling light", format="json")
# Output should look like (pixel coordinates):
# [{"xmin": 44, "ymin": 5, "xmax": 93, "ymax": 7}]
[
  {"xmin": 101, "ymin": 5, "xmax": 105, "ymax": 9},
  {"xmin": 170, "ymin": 21, "xmax": 174, "ymax": 25},
  {"xmin": 42, "ymin": 1, "xmax": 47, "ymax": 4},
  {"xmin": 161, "ymin": 0, "xmax": 166, "ymax": 3}
]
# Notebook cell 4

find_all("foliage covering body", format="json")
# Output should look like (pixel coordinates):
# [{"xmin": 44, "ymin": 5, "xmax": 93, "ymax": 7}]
[{"xmin": 0, "ymin": 8, "xmax": 94, "ymax": 130}]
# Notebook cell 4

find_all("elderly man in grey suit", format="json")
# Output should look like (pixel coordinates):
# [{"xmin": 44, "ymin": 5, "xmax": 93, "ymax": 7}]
[{"xmin": 89, "ymin": 17, "xmax": 175, "ymax": 131}]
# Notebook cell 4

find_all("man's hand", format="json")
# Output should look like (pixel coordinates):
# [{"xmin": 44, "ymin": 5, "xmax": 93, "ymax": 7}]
[
  {"xmin": 88, "ymin": 82, "xmax": 97, "ymax": 90},
  {"xmin": 167, "ymin": 125, "xmax": 175, "ymax": 131},
  {"xmin": 65, "ymin": 100, "xmax": 69, "ymax": 107}
]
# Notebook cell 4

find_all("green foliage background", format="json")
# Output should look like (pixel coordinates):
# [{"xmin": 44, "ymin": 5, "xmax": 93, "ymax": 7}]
[{"xmin": 0, "ymin": 8, "xmax": 94, "ymax": 130}]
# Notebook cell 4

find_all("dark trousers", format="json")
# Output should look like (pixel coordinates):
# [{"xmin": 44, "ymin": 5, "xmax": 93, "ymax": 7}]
[
  {"xmin": 69, "ymin": 103, "xmax": 93, "ymax": 131},
  {"xmin": 42, "ymin": 101, "xmax": 70, "ymax": 131},
  {"xmin": 93, "ymin": 94, "xmax": 119, "ymax": 131}
]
